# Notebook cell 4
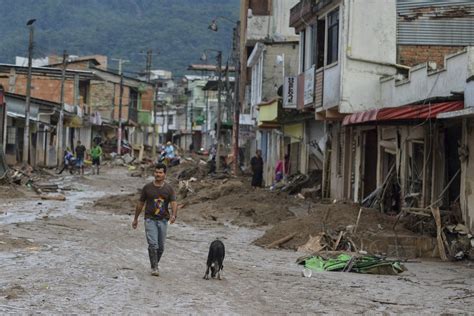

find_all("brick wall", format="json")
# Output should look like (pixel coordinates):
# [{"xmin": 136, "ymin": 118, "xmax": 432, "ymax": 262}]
[
  {"xmin": 398, "ymin": 45, "xmax": 465, "ymax": 68},
  {"xmin": 0, "ymin": 73, "xmax": 75, "ymax": 104},
  {"xmin": 89, "ymin": 80, "xmax": 115, "ymax": 120},
  {"xmin": 141, "ymin": 87, "xmax": 154, "ymax": 111}
]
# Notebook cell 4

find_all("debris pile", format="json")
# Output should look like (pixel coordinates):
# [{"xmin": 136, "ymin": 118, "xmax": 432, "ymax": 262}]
[
  {"xmin": 271, "ymin": 170, "xmax": 322, "ymax": 198},
  {"xmin": 444, "ymin": 224, "xmax": 473, "ymax": 260},
  {"xmin": 296, "ymin": 229, "xmax": 359, "ymax": 253},
  {"xmin": 0, "ymin": 164, "xmax": 72, "ymax": 201},
  {"xmin": 298, "ymin": 253, "xmax": 406, "ymax": 275},
  {"xmin": 392, "ymin": 206, "xmax": 473, "ymax": 261}
]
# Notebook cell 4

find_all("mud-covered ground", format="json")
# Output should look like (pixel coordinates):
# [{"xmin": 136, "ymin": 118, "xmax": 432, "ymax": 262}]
[{"xmin": 1, "ymin": 167, "xmax": 473, "ymax": 314}]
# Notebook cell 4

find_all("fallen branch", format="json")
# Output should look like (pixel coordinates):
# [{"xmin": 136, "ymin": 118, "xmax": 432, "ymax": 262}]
[
  {"xmin": 40, "ymin": 194, "xmax": 66, "ymax": 201},
  {"xmin": 265, "ymin": 233, "xmax": 296, "ymax": 249},
  {"xmin": 370, "ymin": 299, "xmax": 414, "ymax": 306}
]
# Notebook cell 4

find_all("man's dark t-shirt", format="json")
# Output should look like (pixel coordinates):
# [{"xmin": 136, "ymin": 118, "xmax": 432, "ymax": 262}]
[
  {"xmin": 140, "ymin": 182, "xmax": 176, "ymax": 220},
  {"xmin": 76, "ymin": 145, "xmax": 86, "ymax": 159}
]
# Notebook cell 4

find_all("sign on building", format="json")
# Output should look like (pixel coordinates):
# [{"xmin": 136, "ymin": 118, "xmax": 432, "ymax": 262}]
[
  {"xmin": 283, "ymin": 76, "xmax": 297, "ymax": 109},
  {"xmin": 304, "ymin": 65, "xmax": 315, "ymax": 106}
]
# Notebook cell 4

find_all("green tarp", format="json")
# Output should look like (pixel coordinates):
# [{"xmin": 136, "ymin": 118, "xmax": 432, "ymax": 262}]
[{"xmin": 304, "ymin": 254, "xmax": 405, "ymax": 275}]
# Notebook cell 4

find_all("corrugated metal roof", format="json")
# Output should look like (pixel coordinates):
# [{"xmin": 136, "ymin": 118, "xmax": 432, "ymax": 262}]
[{"xmin": 397, "ymin": 0, "xmax": 474, "ymax": 45}]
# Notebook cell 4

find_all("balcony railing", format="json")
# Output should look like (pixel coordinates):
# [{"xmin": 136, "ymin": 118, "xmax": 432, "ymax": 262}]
[{"xmin": 289, "ymin": 1, "xmax": 313, "ymax": 28}]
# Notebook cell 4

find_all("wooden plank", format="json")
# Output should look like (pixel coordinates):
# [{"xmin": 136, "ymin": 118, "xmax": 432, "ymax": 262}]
[
  {"xmin": 431, "ymin": 207, "xmax": 448, "ymax": 261},
  {"xmin": 333, "ymin": 231, "xmax": 344, "ymax": 251},
  {"xmin": 354, "ymin": 207, "xmax": 363, "ymax": 234},
  {"xmin": 265, "ymin": 233, "xmax": 296, "ymax": 249},
  {"xmin": 40, "ymin": 194, "xmax": 66, "ymax": 201}
]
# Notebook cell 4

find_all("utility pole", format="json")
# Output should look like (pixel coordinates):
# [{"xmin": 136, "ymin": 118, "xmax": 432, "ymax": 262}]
[
  {"xmin": 118, "ymin": 72, "xmax": 124, "ymax": 155},
  {"xmin": 145, "ymin": 49, "xmax": 152, "ymax": 82},
  {"xmin": 166, "ymin": 102, "xmax": 169, "ymax": 136},
  {"xmin": 22, "ymin": 19, "xmax": 35, "ymax": 164},
  {"xmin": 207, "ymin": 17, "xmax": 241, "ymax": 174},
  {"xmin": 232, "ymin": 21, "xmax": 241, "ymax": 175},
  {"xmin": 184, "ymin": 102, "xmax": 188, "ymax": 150},
  {"xmin": 56, "ymin": 50, "xmax": 68, "ymax": 166},
  {"xmin": 112, "ymin": 58, "xmax": 129, "ymax": 76},
  {"xmin": 112, "ymin": 58, "xmax": 128, "ymax": 155},
  {"xmin": 216, "ymin": 51, "xmax": 223, "ymax": 171},
  {"xmin": 145, "ymin": 49, "xmax": 159, "ymax": 157},
  {"xmin": 152, "ymin": 82, "xmax": 159, "ymax": 157}
]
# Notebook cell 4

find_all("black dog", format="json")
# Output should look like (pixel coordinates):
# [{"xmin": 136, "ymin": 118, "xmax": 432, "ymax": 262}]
[{"xmin": 203, "ymin": 239, "xmax": 225, "ymax": 280}]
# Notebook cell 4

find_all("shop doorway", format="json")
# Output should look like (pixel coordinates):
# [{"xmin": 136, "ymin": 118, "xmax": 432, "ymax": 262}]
[{"xmin": 363, "ymin": 129, "xmax": 378, "ymax": 199}]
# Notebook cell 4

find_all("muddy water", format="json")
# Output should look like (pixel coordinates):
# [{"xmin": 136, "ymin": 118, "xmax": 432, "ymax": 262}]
[
  {"xmin": 0, "ymin": 168, "xmax": 473, "ymax": 314},
  {"xmin": 0, "ymin": 176, "xmax": 102, "ymax": 224}
]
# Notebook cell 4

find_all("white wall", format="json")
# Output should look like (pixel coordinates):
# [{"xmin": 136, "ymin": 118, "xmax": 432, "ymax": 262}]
[
  {"xmin": 381, "ymin": 49, "xmax": 474, "ymax": 108},
  {"xmin": 345, "ymin": 0, "xmax": 396, "ymax": 65},
  {"xmin": 247, "ymin": 0, "xmax": 299, "ymax": 43},
  {"xmin": 338, "ymin": 0, "xmax": 397, "ymax": 113},
  {"xmin": 323, "ymin": 64, "xmax": 341, "ymax": 109}
]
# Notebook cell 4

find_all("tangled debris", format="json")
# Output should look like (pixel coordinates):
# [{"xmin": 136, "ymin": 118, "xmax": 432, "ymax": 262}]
[{"xmin": 298, "ymin": 253, "xmax": 406, "ymax": 275}]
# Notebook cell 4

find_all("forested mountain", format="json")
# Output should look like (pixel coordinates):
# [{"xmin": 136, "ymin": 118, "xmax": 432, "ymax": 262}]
[{"xmin": 0, "ymin": 0, "xmax": 239, "ymax": 76}]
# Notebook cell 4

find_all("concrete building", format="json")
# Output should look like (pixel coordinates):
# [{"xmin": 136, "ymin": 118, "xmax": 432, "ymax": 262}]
[
  {"xmin": 241, "ymin": 0, "xmax": 301, "ymax": 185},
  {"xmin": 0, "ymin": 55, "xmax": 155, "ymax": 164},
  {"xmin": 0, "ymin": 64, "xmax": 96, "ymax": 164},
  {"xmin": 288, "ymin": 0, "xmax": 474, "ymax": 232}
]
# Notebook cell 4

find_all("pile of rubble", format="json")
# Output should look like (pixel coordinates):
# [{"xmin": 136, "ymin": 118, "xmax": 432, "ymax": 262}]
[
  {"xmin": 270, "ymin": 170, "xmax": 322, "ymax": 198},
  {"xmin": 0, "ymin": 164, "xmax": 71, "ymax": 201}
]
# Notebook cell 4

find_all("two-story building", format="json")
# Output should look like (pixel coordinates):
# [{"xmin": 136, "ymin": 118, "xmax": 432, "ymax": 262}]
[
  {"xmin": 241, "ymin": 0, "xmax": 302, "ymax": 185},
  {"xmin": 0, "ymin": 63, "xmax": 96, "ymax": 165},
  {"xmin": 289, "ymin": 0, "xmax": 474, "ymax": 232}
]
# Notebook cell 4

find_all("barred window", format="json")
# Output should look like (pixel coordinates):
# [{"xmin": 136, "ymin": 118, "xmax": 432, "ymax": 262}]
[{"xmin": 7, "ymin": 126, "xmax": 16, "ymax": 145}]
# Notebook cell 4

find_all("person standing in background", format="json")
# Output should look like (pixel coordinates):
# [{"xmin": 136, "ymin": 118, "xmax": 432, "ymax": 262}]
[
  {"xmin": 250, "ymin": 149, "xmax": 264, "ymax": 188},
  {"xmin": 75, "ymin": 140, "xmax": 86, "ymax": 175},
  {"xmin": 90, "ymin": 142, "xmax": 103, "ymax": 175}
]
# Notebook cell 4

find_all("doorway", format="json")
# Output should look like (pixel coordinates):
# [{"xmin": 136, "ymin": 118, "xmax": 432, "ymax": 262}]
[
  {"xmin": 363, "ymin": 129, "xmax": 378, "ymax": 199},
  {"xmin": 444, "ymin": 124, "xmax": 462, "ymax": 207}
]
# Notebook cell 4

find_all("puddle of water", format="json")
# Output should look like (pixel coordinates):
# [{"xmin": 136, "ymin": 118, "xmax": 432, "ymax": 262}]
[{"xmin": 0, "ymin": 178, "xmax": 107, "ymax": 225}]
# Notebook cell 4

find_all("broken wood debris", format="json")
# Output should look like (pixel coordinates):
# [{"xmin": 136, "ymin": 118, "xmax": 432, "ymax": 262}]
[
  {"xmin": 265, "ymin": 233, "xmax": 296, "ymax": 249},
  {"xmin": 40, "ymin": 194, "xmax": 66, "ymax": 201}
]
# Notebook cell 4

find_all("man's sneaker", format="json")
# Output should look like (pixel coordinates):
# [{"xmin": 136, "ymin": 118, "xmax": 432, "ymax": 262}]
[{"xmin": 151, "ymin": 267, "xmax": 160, "ymax": 277}]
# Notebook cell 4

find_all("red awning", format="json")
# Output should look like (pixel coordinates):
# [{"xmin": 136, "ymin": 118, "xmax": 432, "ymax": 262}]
[{"xmin": 342, "ymin": 101, "xmax": 464, "ymax": 126}]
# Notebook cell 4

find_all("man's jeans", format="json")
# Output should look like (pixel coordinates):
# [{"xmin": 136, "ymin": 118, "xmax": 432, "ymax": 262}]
[{"xmin": 144, "ymin": 218, "xmax": 168, "ymax": 266}]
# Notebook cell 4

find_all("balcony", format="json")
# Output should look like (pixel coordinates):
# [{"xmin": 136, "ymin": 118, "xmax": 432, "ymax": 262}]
[
  {"xmin": 138, "ymin": 110, "xmax": 151, "ymax": 126},
  {"xmin": 289, "ymin": 1, "xmax": 313, "ymax": 29}
]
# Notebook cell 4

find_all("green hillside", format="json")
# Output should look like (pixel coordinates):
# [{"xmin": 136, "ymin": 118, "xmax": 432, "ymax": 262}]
[{"xmin": 0, "ymin": 0, "xmax": 240, "ymax": 76}]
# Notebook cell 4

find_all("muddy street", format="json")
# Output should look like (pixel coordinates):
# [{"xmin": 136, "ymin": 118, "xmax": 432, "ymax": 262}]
[{"xmin": 1, "ymin": 167, "xmax": 473, "ymax": 314}]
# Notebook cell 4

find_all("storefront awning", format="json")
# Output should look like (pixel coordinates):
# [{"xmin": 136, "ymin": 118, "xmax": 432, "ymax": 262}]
[
  {"xmin": 257, "ymin": 99, "xmax": 279, "ymax": 127},
  {"xmin": 342, "ymin": 101, "xmax": 464, "ymax": 126},
  {"xmin": 283, "ymin": 123, "xmax": 303, "ymax": 143}
]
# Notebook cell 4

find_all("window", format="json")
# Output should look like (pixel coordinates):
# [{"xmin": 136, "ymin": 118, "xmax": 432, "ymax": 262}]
[
  {"xmin": 315, "ymin": 19, "xmax": 326, "ymax": 69},
  {"xmin": 168, "ymin": 115, "xmax": 174, "ymax": 125},
  {"xmin": 249, "ymin": 0, "xmax": 271, "ymax": 16},
  {"xmin": 7, "ymin": 127, "xmax": 16, "ymax": 145},
  {"xmin": 327, "ymin": 9, "xmax": 339, "ymax": 65},
  {"xmin": 300, "ymin": 25, "xmax": 316, "ymax": 72},
  {"xmin": 250, "ymin": 53, "xmax": 263, "ymax": 106},
  {"xmin": 299, "ymin": 30, "xmax": 306, "ymax": 72}
]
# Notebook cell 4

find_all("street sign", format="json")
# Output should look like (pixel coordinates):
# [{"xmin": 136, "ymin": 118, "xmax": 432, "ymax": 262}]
[{"xmin": 283, "ymin": 76, "xmax": 297, "ymax": 109}]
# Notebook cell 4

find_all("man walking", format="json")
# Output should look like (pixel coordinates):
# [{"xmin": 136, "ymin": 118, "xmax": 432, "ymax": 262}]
[
  {"xmin": 90, "ymin": 142, "xmax": 102, "ymax": 175},
  {"xmin": 75, "ymin": 140, "xmax": 86, "ymax": 175},
  {"xmin": 250, "ymin": 149, "xmax": 264, "ymax": 188},
  {"xmin": 132, "ymin": 163, "xmax": 178, "ymax": 276}
]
